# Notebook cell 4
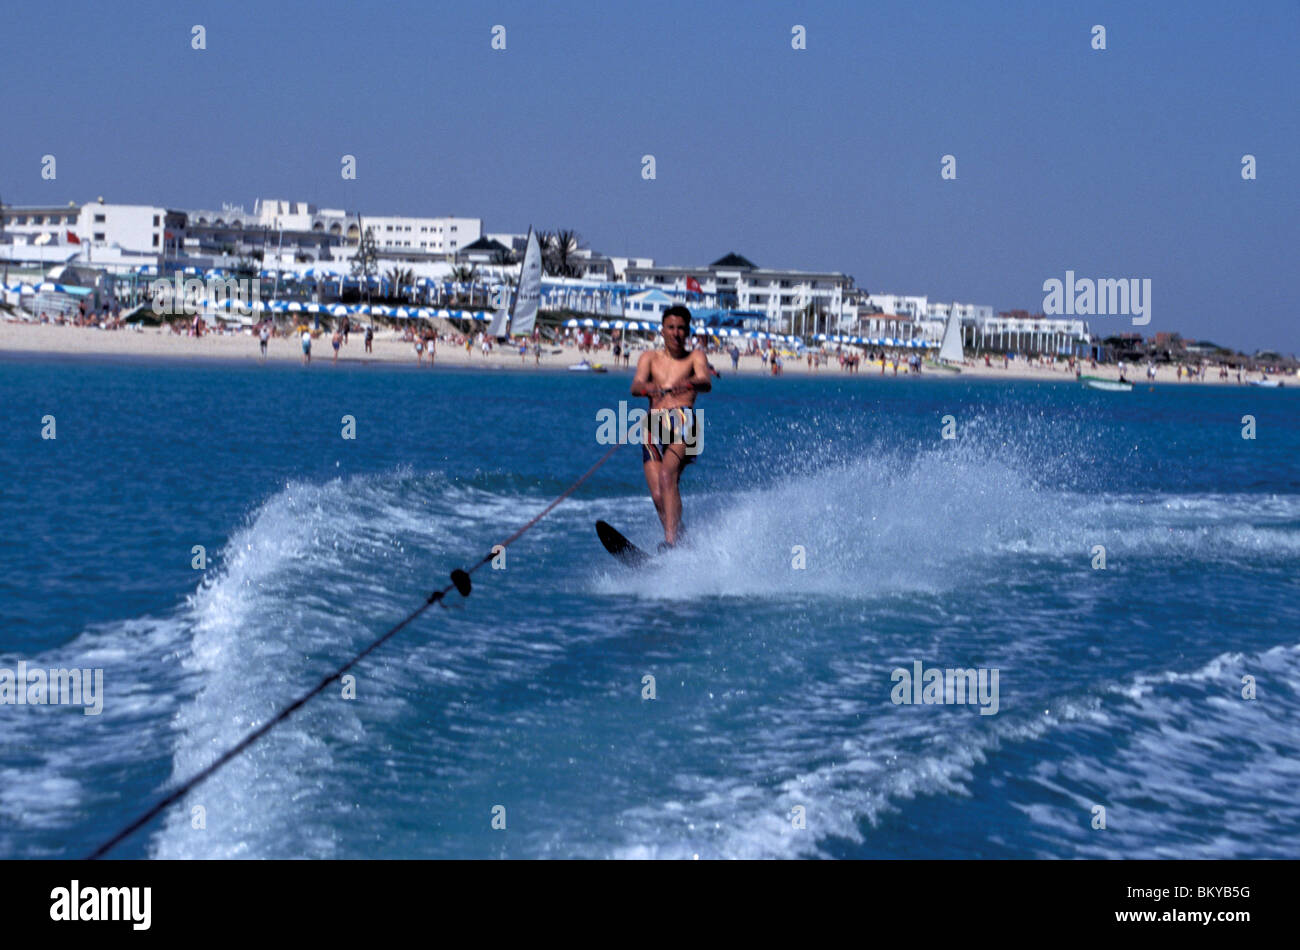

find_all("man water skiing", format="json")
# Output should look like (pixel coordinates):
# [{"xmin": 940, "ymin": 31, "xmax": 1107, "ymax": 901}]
[{"xmin": 630, "ymin": 306, "xmax": 711, "ymax": 550}]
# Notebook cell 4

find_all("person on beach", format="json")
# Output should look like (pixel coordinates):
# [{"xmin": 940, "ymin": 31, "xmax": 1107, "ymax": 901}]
[
  {"xmin": 332, "ymin": 328, "xmax": 342, "ymax": 363},
  {"xmin": 300, "ymin": 326, "xmax": 312, "ymax": 364},
  {"xmin": 259, "ymin": 323, "xmax": 269, "ymax": 359},
  {"xmin": 364, "ymin": 324, "xmax": 374, "ymax": 353},
  {"xmin": 427, "ymin": 332, "xmax": 436, "ymax": 367},
  {"xmin": 342, "ymin": 317, "xmax": 350, "ymax": 346},
  {"xmin": 414, "ymin": 336, "xmax": 425, "ymax": 365},
  {"xmin": 630, "ymin": 306, "xmax": 711, "ymax": 551}
]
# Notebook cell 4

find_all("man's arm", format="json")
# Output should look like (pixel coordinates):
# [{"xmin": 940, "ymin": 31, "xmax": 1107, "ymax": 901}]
[
  {"xmin": 688, "ymin": 349, "xmax": 713, "ymax": 392},
  {"xmin": 631, "ymin": 351, "xmax": 658, "ymax": 396}
]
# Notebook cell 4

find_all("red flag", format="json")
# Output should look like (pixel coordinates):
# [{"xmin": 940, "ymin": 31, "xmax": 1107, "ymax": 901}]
[
  {"xmin": 686, "ymin": 276, "xmax": 702, "ymax": 295},
  {"xmin": 66, "ymin": 230, "xmax": 81, "ymax": 244},
  {"xmin": 164, "ymin": 230, "xmax": 175, "ymax": 240}
]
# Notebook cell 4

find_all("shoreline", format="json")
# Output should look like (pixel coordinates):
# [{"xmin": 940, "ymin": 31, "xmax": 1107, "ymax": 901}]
[{"xmin": 0, "ymin": 321, "xmax": 1289, "ymax": 387}]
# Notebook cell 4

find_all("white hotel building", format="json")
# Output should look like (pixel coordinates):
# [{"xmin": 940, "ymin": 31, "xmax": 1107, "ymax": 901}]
[
  {"xmin": 623, "ymin": 253, "xmax": 857, "ymax": 333},
  {"xmin": 1, "ymin": 198, "xmax": 180, "ymax": 260},
  {"xmin": 359, "ymin": 214, "xmax": 481, "ymax": 254}
]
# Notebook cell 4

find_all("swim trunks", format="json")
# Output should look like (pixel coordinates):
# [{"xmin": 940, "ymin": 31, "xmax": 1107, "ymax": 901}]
[{"xmin": 642, "ymin": 406, "xmax": 700, "ymax": 466}]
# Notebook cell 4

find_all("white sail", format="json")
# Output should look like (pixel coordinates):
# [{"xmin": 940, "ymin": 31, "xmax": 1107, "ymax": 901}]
[
  {"xmin": 938, "ymin": 309, "xmax": 964, "ymax": 363},
  {"xmin": 487, "ymin": 296, "xmax": 509, "ymax": 337},
  {"xmin": 509, "ymin": 229, "xmax": 542, "ymax": 338}
]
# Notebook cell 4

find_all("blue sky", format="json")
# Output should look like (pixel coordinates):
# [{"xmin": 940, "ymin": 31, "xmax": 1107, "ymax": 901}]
[{"xmin": 3, "ymin": 0, "xmax": 1296, "ymax": 352}]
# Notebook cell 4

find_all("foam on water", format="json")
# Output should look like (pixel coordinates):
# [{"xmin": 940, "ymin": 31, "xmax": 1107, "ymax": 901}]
[
  {"xmin": 601, "ymin": 644, "xmax": 1300, "ymax": 860},
  {"xmin": 594, "ymin": 432, "xmax": 1300, "ymax": 600}
]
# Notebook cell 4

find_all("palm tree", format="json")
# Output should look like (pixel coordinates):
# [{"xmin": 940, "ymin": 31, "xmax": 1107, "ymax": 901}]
[
  {"xmin": 552, "ymin": 229, "xmax": 583, "ymax": 278},
  {"xmin": 384, "ymin": 266, "xmax": 415, "ymax": 302},
  {"xmin": 449, "ymin": 263, "xmax": 478, "ymax": 306},
  {"xmin": 351, "ymin": 227, "xmax": 379, "ymax": 305},
  {"xmin": 535, "ymin": 231, "xmax": 556, "ymax": 275}
]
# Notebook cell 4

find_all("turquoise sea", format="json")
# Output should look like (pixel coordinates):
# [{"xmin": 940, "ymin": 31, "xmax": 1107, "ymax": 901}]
[{"xmin": 1, "ymin": 354, "xmax": 1297, "ymax": 859}]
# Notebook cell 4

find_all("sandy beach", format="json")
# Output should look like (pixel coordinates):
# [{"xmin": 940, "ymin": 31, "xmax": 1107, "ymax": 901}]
[{"xmin": 0, "ymin": 319, "xmax": 1285, "ymax": 386}]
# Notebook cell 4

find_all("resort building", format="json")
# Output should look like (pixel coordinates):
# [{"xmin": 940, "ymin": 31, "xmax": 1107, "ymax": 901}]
[
  {"xmin": 970, "ymin": 311, "xmax": 1091, "ymax": 354},
  {"xmin": 623, "ymin": 253, "xmax": 856, "ymax": 333},
  {"xmin": 0, "ymin": 198, "xmax": 181, "ymax": 255},
  {"xmin": 359, "ymin": 213, "xmax": 481, "ymax": 254}
]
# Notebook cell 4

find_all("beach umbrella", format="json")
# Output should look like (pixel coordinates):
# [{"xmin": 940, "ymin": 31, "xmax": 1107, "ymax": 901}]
[
  {"xmin": 580, "ymin": 318, "xmax": 596, "ymax": 327},
  {"xmin": 329, "ymin": 304, "xmax": 349, "ymax": 316},
  {"xmin": 392, "ymin": 307, "xmax": 413, "ymax": 319},
  {"xmin": 303, "ymin": 303, "xmax": 321, "ymax": 313},
  {"xmin": 436, "ymin": 309, "xmax": 452, "ymax": 319},
  {"xmin": 565, "ymin": 319, "xmax": 580, "ymax": 327},
  {"xmin": 287, "ymin": 302, "xmax": 303, "ymax": 312},
  {"xmin": 416, "ymin": 308, "xmax": 433, "ymax": 319}
]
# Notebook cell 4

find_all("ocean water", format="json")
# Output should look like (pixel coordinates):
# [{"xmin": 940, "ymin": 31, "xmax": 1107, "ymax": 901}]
[{"xmin": 1, "ymin": 355, "xmax": 1297, "ymax": 859}]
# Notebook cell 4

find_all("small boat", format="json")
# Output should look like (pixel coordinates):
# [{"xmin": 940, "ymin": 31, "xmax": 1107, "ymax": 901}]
[
  {"xmin": 568, "ymin": 359, "xmax": 607, "ymax": 373},
  {"xmin": 1249, "ymin": 378, "xmax": 1283, "ymax": 388},
  {"xmin": 923, "ymin": 359, "xmax": 961, "ymax": 373},
  {"xmin": 1080, "ymin": 375, "xmax": 1132, "ymax": 392}
]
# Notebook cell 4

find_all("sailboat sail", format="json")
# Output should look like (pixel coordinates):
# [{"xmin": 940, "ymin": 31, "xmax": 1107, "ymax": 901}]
[
  {"xmin": 487, "ymin": 292, "xmax": 509, "ymax": 337},
  {"xmin": 509, "ymin": 229, "xmax": 542, "ymax": 338},
  {"xmin": 938, "ymin": 309, "xmax": 964, "ymax": 363}
]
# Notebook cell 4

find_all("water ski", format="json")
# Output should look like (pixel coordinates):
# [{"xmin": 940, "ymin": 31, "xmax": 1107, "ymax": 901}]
[{"xmin": 595, "ymin": 520, "xmax": 652, "ymax": 568}]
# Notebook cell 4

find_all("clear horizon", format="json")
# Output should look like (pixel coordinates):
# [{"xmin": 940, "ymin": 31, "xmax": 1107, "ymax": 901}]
[{"xmin": 2, "ymin": 0, "xmax": 1296, "ymax": 353}]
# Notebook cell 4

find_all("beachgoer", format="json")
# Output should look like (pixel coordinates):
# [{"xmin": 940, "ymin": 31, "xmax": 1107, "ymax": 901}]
[
  {"xmin": 259, "ymin": 324, "xmax": 269, "ymax": 359},
  {"xmin": 301, "ymin": 327, "xmax": 312, "ymax": 364},
  {"xmin": 364, "ymin": 324, "xmax": 374, "ymax": 353},
  {"xmin": 630, "ymin": 306, "xmax": 711, "ymax": 549},
  {"xmin": 332, "ymin": 329, "xmax": 342, "ymax": 363}
]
